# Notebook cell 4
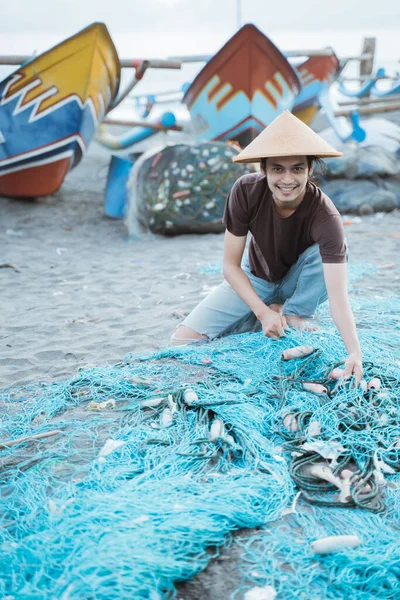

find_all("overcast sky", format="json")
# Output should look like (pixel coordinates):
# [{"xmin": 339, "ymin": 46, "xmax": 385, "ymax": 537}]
[
  {"xmin": 0, "ymin": 0, "xmax": 399, "ymax": 61},
  {"xmin": 1, "ymin": 0, "xmax": 399, "ymax": 34}
]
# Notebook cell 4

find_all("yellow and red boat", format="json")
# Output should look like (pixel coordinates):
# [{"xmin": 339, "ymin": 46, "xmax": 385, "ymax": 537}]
[
  {"xmin": 0, "ymin": 23, "xmax": 120, "ymax": 197},
  {"xmin": 182, "ymin": 24, "xmax": 301, "ymax": 147},
  {"xmin": 293, "ymin": 54, "xmax": 340, "ymax": 125}
]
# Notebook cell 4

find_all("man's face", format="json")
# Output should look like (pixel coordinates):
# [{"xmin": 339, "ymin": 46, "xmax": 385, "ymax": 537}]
[{"xmin": 265, "ymin": 156, "xmax": 310, "ymax": 205}]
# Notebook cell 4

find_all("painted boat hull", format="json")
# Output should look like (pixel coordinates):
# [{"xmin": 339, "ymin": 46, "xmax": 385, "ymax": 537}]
[
  {"xmin": 293, "ymin": 54, "xmax": 340, "ymax": 125},
  {"xmin": 0, "ymin": 23, "xmax": 120, "ymax": 198},
  {"xmin": 182, "ymin": 24, "xmax": 301, "ymax": 147}
]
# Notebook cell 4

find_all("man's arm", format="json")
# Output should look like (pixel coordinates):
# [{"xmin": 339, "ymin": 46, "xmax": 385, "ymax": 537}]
[
  {"xmin": 223, "ymin": 231, "xmax": 285, "ymax": 338},
  {"xmin": 323, "ymin": 262, "xmax": 363, "ymax": 382}
]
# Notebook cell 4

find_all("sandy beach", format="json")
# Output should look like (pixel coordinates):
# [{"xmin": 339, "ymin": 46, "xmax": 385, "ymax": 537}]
[{"xmin": 1, "ymin": 138, "xmax": 400, "ymax": 599}]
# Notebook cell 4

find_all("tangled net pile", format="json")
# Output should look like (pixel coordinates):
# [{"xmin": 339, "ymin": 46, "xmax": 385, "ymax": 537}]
[
  {"xmin": 127, "ymin": 142, "xmax": 251, "ymax": 235},
  {"xmin": 0, "ymin": 275, "xmax": 399, "ymax": 599}
]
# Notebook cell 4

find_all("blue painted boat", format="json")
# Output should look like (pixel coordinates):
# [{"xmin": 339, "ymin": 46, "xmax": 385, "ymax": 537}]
[
  {"xmin": 182, "ymin": 24, "xmax": 301, "ymax": 147},
  {"xmin": 293, "ymin": 53, "xmax": 340, "ymax": 124},
  {"xmin": 0, "ymin": 23, "xmax": 120, "ymax": 197}
]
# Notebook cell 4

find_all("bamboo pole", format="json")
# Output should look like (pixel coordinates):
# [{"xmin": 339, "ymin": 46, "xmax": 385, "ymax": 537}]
[
  {"xmin": 0, "ymin": 430, "xmax": 62, "ymax": 449},
  {"xmin": 338, "ymin": 94, "xmax": 400, "ymax": 106},
  {"xmin": 338, "ymin": 74, "xmax": 399, "ymax": 83},
  {"xmin": 165, "ymin": 54, "xmax": 212, "ymax": 63},
  {"xmin": 168, "ymin": 50, "xmax": 374, "ymax": 62},
  {"xmin": 103, "ymin": 117, "xmax": 182, "ymax": 131},
  {"xmin": 131, "ymin": 89, "xmax": 183, "ymax": 98},
  {"xmin": 120, "ymin": 58, "xmax": 181, "ymax": 69},
  {"xmin": 0, "ymin": 50, "xmax": 374, "ymax": 67},
  {"xmin": 335, "ymin": 102, "xmax": 400, "ymax": 117},
  {"xmin": 0, "ymin": 55, "xmax": 181, "ymax": 69}
]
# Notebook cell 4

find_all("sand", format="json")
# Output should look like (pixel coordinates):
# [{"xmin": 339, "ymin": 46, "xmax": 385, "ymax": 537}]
[{"xmin": 0, "ymin": 139, "xmax": 399, "ymax": 598}]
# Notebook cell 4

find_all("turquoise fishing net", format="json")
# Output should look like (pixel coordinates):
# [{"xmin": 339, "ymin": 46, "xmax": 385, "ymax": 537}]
[{"xmin": 0, "ymin": 264, "xmax": 399, "ymax": 599}]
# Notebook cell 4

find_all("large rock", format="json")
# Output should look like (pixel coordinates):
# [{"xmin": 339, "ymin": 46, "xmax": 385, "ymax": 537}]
[
  {"xmin": 324, "ymin": 145, "xmax": 400, "ymax": 179},
  {"xmin": 321, "ymin": 178, "xmax": 400, "ymax": 214}
]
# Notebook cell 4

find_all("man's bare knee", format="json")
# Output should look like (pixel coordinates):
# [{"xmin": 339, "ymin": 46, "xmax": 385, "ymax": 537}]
[{"xmin": 171, "ymin": 325, "xmax": 208, "ymax": 345}]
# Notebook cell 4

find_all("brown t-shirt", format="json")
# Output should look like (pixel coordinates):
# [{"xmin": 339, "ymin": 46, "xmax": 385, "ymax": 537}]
[{"xmin": 223, "ymin": 172, "xmax": 346, "ymax": 282}]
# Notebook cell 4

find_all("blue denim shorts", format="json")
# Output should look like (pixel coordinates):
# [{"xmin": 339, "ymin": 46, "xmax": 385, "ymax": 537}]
[{"xmin": 180, "ymin": 244, "xmax": 329, "ymax": 340}]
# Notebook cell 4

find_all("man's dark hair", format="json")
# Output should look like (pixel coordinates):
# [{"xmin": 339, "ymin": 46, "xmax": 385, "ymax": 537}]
[{"xmin": 260, "ymin": 156, "xmax": 326, "ymax": 176}]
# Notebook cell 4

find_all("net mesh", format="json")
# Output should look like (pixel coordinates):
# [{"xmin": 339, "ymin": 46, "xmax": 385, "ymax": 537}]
[{"xmin": 0, "ymin": 265, "xmax": 399, "ymax": 599}]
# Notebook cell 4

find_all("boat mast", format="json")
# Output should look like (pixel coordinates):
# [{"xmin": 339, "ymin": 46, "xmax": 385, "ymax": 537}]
[{"xmin": 237, "ymin": 0, "xmax": 242, "ymax": 29}]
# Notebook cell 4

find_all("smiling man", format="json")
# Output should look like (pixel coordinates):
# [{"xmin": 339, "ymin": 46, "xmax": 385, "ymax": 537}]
[{"xmin": 171, "ymin": 111, "xmax": 363, "ymax": 382}]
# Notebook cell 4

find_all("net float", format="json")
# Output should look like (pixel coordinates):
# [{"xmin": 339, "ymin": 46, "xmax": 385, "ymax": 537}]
[
  {"xmin": 307, "ymin": 421, "xmax": 321, "ymax": 437},
  {"xmin": 151, "ymin": 152, "xmax": 163, "ymax": 168},
  {"xmin": 244, "ymin": 585, "xmax": 277, "ymax": 600},
  {"xmin": 210, "ymin": 419, "xmax": 225, "ymax": 441},
  {"xmin": 311, "ymin": 535, "xmax": 360, "ymax": 554},
  {"xmin": 167, "ymin": 394, "xmax": 177, "ymax": 415},
  {"xmin": 172, "ymin": 190, "xmax": 191, "ymax": 199},
  {"xmin": 283, "ymin": 414, "xmax": 298, "ymax": 432},
  {"xmin": 368, "ymin": 378, "xmax": 381, "ymax": 390},
  {"xmin": 303, "ymin": 383, "xmax": 328, "ymax": 395},
  {"xmin": 160, "ymin": 408, "xmax": 173, "ymax": 428},
  {"xmin": 282, "ymin": 346, "xmax": 314, "ymax": 361},
  {"xmin": 340, "ymin": 469, "xmax": 354, "ymax": 480},
  {"xmin": 329, "ymin": 368, "xmax": 346, "ymax": 380},
  {"xmin": 140, "ymin": 397, "xmax": 164, "ymax": 408},
  {"xmin": 183, "ymin": 388, "xmax": 198, "ymax": 406}
]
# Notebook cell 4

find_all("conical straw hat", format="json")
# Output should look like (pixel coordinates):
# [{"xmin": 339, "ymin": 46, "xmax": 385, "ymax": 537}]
[{"xmin": 232, "ymin": 110, "xmax": 342, "ymax": 163}]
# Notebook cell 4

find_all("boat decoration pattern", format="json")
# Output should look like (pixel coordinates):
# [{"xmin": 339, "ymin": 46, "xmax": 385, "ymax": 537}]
[
  {"xmin": 293, "ymin": 54, "xmax": 340, "ymax": 124},
  {"xmin": 183, "ymin": 24, "xmax": 301, "ymax": 147},
  {"xmin": 0, "ymin": 22, "xmax": 120, "ymax": 197}
]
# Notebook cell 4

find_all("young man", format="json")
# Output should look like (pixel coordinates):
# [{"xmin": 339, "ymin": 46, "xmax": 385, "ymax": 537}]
[{"xmin": 171, "ymin": 111, "xmax": 363, "ymax": 383}]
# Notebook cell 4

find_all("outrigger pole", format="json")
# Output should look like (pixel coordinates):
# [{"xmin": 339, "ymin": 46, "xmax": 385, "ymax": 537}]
[
  {"xmin": 167, "ymin": 48, "xmax": 374, "ymax": 62},
  {"xmin": 0, "ymin": 55, "xmax": 182, "ymax": 113},
  {"xmin": 0, "ymin": 56, "xmax": 181, "ymax": 69}
]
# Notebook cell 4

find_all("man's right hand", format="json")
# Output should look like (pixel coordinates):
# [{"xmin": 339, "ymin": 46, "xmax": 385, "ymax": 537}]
[{"xmin": 258, "ymin": 307, "xmax": 286, "ymax": 339}]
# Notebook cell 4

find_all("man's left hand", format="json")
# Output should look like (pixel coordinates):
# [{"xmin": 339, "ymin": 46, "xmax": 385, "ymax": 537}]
[{"xmin": 344, "ymin": 353, "xmax": 363, "ymax": 385}]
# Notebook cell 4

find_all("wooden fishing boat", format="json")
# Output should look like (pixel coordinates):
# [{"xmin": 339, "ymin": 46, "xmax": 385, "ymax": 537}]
[
  {"xmin": 0, "ymin": 23, "xmax": 120, "ymax": 197},
  {"xmin": 293, "ymin": 53, "xmax": 340, "ymax": 124},
  {"xmin": 182, "ymin": 24, "xmax": 301, "ymax": 147}
]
